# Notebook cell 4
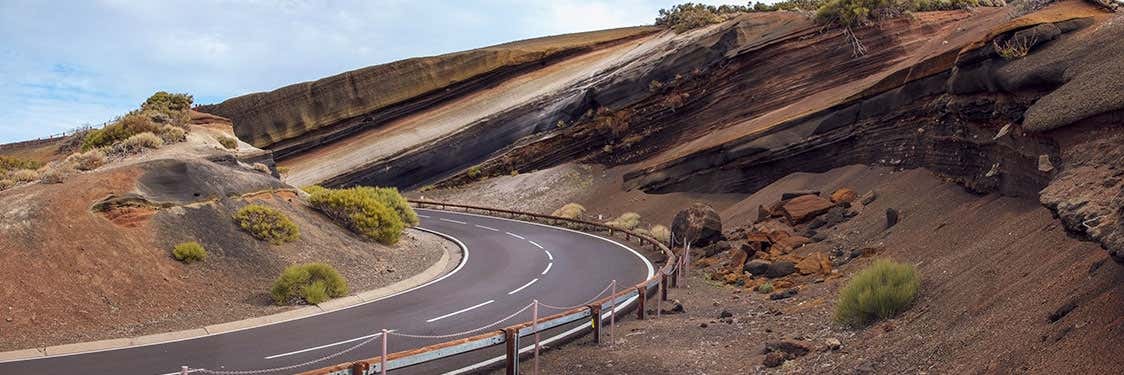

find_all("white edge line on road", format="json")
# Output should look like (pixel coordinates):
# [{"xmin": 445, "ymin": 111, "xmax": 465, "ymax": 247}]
[
  {"xmin": 158, "ymin": 369, "xmax": 204, "ymax": 375},
  {"xmin": 544, "ymin": 249, "xmax": 553, "ymax": 261},
  {"xmin": 506, "ymin": 278, "xmax": 539, "ymax": 295},
  {"xmin": 474, "ymin": 224, "xmax": 499, "ymax": 232},
  {"xmin": 426, "ymin": 300, "xmax": 495, "ymax": 323},
  {"xmin": 263, "ymin": 332, "xmax": 382, "ymax": 359},
  {"xmin": 528, "ymin": 240, "xmax": 543, "ymax": 249},
  {"xmin": 417, "ymin": 214, "xmax": 431, "ymax": 219},
  {"xmin": 0, "ymin": 227, "xmax": 470, "ymax": 366},
  {"xmin": 439, "ymin": 218, "xmax": 468, "ymax": 225},
  {"xmin": 541, "ymin": 262, "xmax": 553, "ymax": 275},
  {"xmin": 505, "ymin": 232, "xmax": 525, "ymax": 240}
]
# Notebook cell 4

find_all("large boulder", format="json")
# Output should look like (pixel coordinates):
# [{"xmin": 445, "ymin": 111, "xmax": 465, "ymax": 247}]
[
  {"xmin": 830, "ymin": 188, "xmax": 857, "ymax": 204},
  {"xmin": 745, "ymin": 259, "xmax": 771, "ymax": 275},
  {"xmin": 671, "ymin": 203, "xmax": 723, "ymax": 246},
  {"xmin": 782, "ymin": 195, "xmax": 835, "ymax": 224},
  {"xmin": 796, "ymin": 252, "xmax": 832, "ymax": 275},
  {"xmin": 765, "ymin": 260, "xmax": 796, "ymax": 278}
]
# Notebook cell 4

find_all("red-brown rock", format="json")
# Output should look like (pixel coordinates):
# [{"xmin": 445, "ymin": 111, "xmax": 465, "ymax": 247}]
[
  {"xmin": 782, "ymin": 195, "xmax": 835, "ymax": 224},
  {"xmin": 831, "ymin": 188, "xmax": 857, "ymax": 204}
]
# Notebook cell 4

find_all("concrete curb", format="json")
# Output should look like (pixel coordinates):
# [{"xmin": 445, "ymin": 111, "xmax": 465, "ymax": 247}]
[{"xmin": 0, "ymin": 229, "xmax": 459, "ymax": 363}]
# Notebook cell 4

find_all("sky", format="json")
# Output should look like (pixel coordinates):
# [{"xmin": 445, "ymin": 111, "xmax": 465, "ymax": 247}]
[{"xmin": 0, "ymin": 0, "xmax": 748, "ymax": 143}]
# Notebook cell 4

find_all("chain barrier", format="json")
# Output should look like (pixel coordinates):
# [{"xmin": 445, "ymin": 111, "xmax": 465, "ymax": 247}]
[
  {"xmin": 538, "ymin": 281, "xmax": 615, "ymax": 311},
  {"xmin": 195, "ymin": 331, "xmax": 383, "ymax": 375},
  {"xmin": 389, "ymin": 302, "xmax": 535, "ymax": 340}
]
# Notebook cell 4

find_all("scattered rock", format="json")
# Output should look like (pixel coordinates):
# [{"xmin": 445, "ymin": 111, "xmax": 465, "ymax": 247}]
[
  {"xmin": 763, "ymin": 351, "xmax": 789, "ymax": 368},
  {"xmin": 992, "ymin": 123, "xmax": 1011, "ymax": 140},
  {"xmin": 663, "ymin": 300, "xmax": 686, "ymax": 314},
  {"xmin": 855, "ymin": 361, "xmax": 876, "ymax": 374},
  {"xmin": 769, "ymin": 289, "xmax": 798, "ymax": 300},
  {"xmin": 699, "ymin": 322, "xmax": 708, "ymax": 328},
  {"xmin": 672, "ymin": 203, "xmax": 723, "ymax": 247},
  {"xmin": 1039, "ymin": 154, "xmax": 1055, "ymax": 173},
  {"xmin": 1048, "ymin": 301, "xmax": 1077, "ymax": 323},
  {"xmin": 719, "ymin": 310, "xmax": 733, "ymax": 319},
  {"xmin": 830, "ymin": 188, "xmax": 857, "ymax": 204},
  {"xmin": 885, "ymin": 208, "xmax": 899, "ymax": 229},
  {"xmin": 782, "ymin": 195, "xmax": 836, "ymax": 224},
  {"xmin": 781, "ymin": 190, "xmax": 820, "ymax": 201},
  {"xmin": 764, "ymin": 339, "xmax": 812, "ymax": 357},
  {"xmin": 745, "ymin": 259, "xmax": 771, "ymax": 276},
  {"xmin": 765, "ymin": 261, "xmax": 796, "ymax": 278},
  {"xmin": 860, "ymin": 190, "xmax": 877, "ymax": 205},
  {"xmin": 824, "ymin": 338, "xmax": 842, "ymax": 351},
  {"xmin": 822, "ymin": 206, "xmax": 851, "ymax": 228},
  {"xmin": 796, "ymin": 252, "xmax": 832, "ymax": 275},
  {"xmin": 808, "ymin": 216, "xmax": 827, "ymax": 229}
]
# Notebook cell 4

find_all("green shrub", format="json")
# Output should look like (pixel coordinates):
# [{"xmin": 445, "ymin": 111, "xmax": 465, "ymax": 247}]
[
  {"xmin": 10, "ymin": 169, "xmax": 38, "ymax": 183},
  {"xmin": 308, "ymin": 187, "xmax": 406, "ymax": 245},
  {"xmin": 606, "ymin": 212, "xmax": 642, "ymax": 230},
  {"xmin": 0, "ymin": 156, "xmax": 42, "ymax": 173},
  {"xmin": 172, "ymin": 241, "xmax": 207, "ymax": 263},
  {"xmin": 270, "ymin": 263, "xmax": 348, "ymax": 305},
  {"xmin": 552, "ymin": 203, "xmax": 586, "ymax": 219},
  {"xmin": 217, "ymin": 135, "xmax": 238, "ymax": 149},
  {"xmin": 758, "ymin": 282, "xmax": 774, "ymax": 294},
  {"xmin": 368, "ymin": 187, "xmax": 419, "ymax": 227},
  {"xmin": 142, "ymin": 91, "xmax": 193, "ymax": 112},
  {"xmin": 39, "ymin": 167, "xmax": 66, "ymax": 184},
  {"xmin": 993, "ymin": 35, "xmax": 1037, "ymax": 59},
  {"xmin": 0, "ymin": 179, "xmax": 14, "ymax": 191},
  {"xmin": 82, "ymin": 112, "xmax": 160, "ymax": 151},
  {"xmin": 110, "ymin": 132, "xmax": 163, "ymax": 156},
  {"xmin": 650, "ymin": 224, "xmax": 672, "ymax": 244},
  {"xmin": 834, "ymin": 259, "xmax": 920, "ymax": 327},
  {"xmin": 157, "ymin": 125, "xmax": 187, "ymax": 144},
  {"xmin": 466, "ymin": 165, "xmax": 482, "ymax": 179},
  {"xmin": 303, "ymin": 185, "xmax": 327, "ymax": 195},
  {"xmin": 233, "ymin": 204, "xmax": 300, "ymax": 245},
  {"xmin": 656, "ymin": 3, "xmax": 747, "ymax": 32},
  {"xmin": 67, "ymin": 149, "xmax": 107, "ymax": 171}
]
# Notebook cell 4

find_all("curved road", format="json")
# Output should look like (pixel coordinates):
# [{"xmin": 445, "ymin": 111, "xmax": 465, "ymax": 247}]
[{"xmin": 0, "ymin": 208, "xmax": 652, "ymax": 375}]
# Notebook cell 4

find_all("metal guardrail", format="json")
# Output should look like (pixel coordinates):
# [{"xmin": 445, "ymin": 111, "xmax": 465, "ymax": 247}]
[{"xmin": 295, "ymin": 200, "xmax": 681, "ymax": 375}]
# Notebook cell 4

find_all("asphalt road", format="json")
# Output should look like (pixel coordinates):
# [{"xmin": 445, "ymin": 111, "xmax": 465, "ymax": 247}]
[{"xmin": 0, "ymin": 208, "xmax": 653, "ymax": 375}]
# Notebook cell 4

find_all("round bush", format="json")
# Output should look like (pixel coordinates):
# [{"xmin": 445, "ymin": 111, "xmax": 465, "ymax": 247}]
[
  {"xmin": 834, "ymin": 259, "xmax": 920, "ymax": 327},
  {"xmin": 308, "ymin": 187, "xmax": 407, "ymax": 245},
  {"xmin": 172, "ymin": 241, "xmax": 207, "ymax": 263},
  {"xmin": 217, "ymin": 135, "xmax": 238, "ymax": 149},
  {"xmin": 552, "ymin": 203, "xmax": 585, "ymax": 219},
  {"xmin": 271, "ymin": 263, "xmax": 348, "ymax": 305},
  {"xmin": 232, "ymin": 204, "xmax": 300, "ymax": 245}
]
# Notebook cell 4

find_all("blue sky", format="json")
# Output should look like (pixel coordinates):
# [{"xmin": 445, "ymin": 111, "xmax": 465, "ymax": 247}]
[{"xmin": 0, "ymin": 0, "xmax": 745, "ymax": 143}]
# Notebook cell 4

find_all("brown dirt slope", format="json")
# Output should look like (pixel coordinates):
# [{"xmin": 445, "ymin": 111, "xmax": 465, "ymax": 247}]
[
  {"xmin": 486, "ymin": 165, "xmax": 1124, "ymax": 374},
  {"xmin": 0, "ymin": 121, "xmax": 441, "ymax": 351},
  {"xmin": 198, "ymin": 26, "xmax": 658, "ymax": 148}
]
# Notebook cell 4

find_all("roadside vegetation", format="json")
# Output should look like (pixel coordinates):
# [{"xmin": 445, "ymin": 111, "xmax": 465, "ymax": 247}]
[
  {"xmin": 172, "ymin": 241, "xmax": 207, "ymax": 263},
  {"xmin": 656, "ymin": 1, "xmax": 999, "ymax": 55},
  {"xmin": 271, "ymin": 263, "xmax": 349, "ymax": 305},
  {"xmin": 552, "ymin": 203, "xmax": 586, "ymax": 219},
  {"xmin": 233, "ymin": 204, "xmax": 301, "ymax": 245},
  {"xmin": 834, "ymin": 259, "xmax": 921, "ymax": 327},
  {"xmin": 307, "ymin": 186, "xmax": 416, "ymax": 245},
  {"xmin": 606, "ymin": 212, "xmax": 642, "ymax": 230},
  {"xmin": 217, "ymin": 135, "xmax": 238, "ymax": 149}
]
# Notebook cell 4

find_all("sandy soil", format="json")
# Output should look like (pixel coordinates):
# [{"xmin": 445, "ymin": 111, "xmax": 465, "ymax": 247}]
[{"xmin": 452, "ymin": 164, "xmax": 1124, "ymax": 374}]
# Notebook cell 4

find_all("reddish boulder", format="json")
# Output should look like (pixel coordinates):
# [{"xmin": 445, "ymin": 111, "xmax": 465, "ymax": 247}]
[
  {"xmin": 782, "ymin": 195, "xmax": 835, "ymax": 224},
  {"xmin": 830, "ymin": 188, "xmax": 857, "ymax": 204},
  {"xmin": 671, "ymin": 203, "xmax": 723, "ymax": 246},
  {"xmin": 796, "ymin": 252, "xmax": 832, "ymax": 275}
]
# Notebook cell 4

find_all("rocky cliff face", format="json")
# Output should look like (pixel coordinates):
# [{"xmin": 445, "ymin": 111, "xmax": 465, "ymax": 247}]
[
  {"xmin": 197, "ymin": 27, "xmax": 658, "ymax": 152},
  {"xmin": 196, "ymin": 1, "xmax": 1123, "ymax": 262}
]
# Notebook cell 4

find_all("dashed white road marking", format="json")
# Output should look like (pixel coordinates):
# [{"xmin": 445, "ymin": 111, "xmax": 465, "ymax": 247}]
[
  {"xmin": 505, "ymin": 232, "xmax": 525, "ymax": 240},
  {"xmin": 426, "ymin": 300, "xmax": 495, "ymax": 323},
  {"xmin": 507, "ymin": 278, "xmax": 539, "ymax": 295},
  {"xmin": 544, "ymin": 250, "xmax": 553, "ymax": 261},
  {"xmin": 528, "ymin": 240, "xmax": 543, "ymax": 249},
  {"xmin": 541, "ymin": 262, "xmax": 553, "ymax": 275},
  {"xmin": 474, "ymin": 224, "xmax": 499, "ymax": 232},
  {"xmin": 264, "ymin": 332, "xmax": 383, "ymax": 359},
  {"xmin": 440, "ymin": 218, "xmax": 468, "ymax": 225},
  {"xmin": 417, "ymin": 214, "xmax": 431, "ymax": 219}
]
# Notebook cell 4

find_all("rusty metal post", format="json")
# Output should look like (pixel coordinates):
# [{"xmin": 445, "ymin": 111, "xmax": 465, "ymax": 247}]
[
  {"xmin": 533, "ymin": 300, "xmax": 540, "ymax": 375},
  {"xmin": 609, "ymin": 280, "xmax": 617, "ymax": 347},
  {"xmin": 589, "ymin": 304, "xmax": 602, "ymax": 345},
  {"xmin": 660, "ymin": 273, "xmax": 669, "ymax": 301},
  {"xmin": 380, "ymin": 329, "xmax": 388, "ymax": 375},
  {"xmin": 505, "ymin": 327, "xmax": 520, "ymax": 375},
  {"xmin": 636, "ymin": 286, "xmax": 646, "ymax": 320},
  {"xmin": 351, "ymin": 361, "xmax": 370, "ymax": 374}
]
